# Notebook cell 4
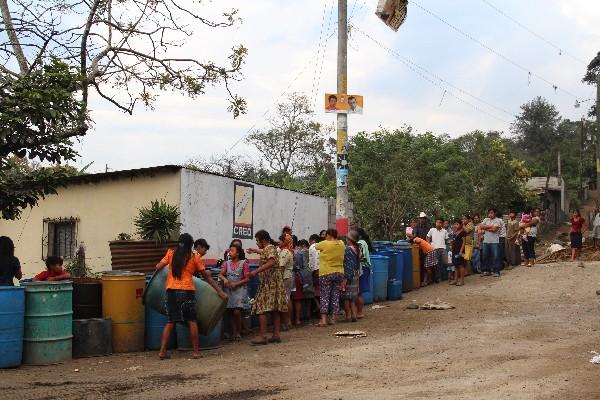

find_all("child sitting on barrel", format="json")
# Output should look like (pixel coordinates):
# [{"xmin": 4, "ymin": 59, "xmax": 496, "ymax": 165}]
[{"xmin": 33, "ymin": 256, "xmax": 71, "ymax": 282}]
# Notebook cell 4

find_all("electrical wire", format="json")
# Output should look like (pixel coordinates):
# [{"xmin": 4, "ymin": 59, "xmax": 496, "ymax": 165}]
[
  {"xmin": 353, "ymin": 25, "xmax": 515, "ymax": 123},
  {"xmin": 409, "ymin": 0, "xmax": 584, "ymax": 100},
  {"xmin": 480, "ymin": 0, "xmax": 588, "ymax": 65}
]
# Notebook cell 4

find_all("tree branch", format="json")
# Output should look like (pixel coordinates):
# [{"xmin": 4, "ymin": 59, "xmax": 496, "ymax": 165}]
[{"xmin": 0, "ymin": 0, "xmax": 29, "ymax": 73}]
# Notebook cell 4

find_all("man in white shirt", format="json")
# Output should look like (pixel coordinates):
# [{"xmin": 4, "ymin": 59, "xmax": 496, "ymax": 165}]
[
  {"xmin": 479, "ymin": 208, "xmax": 503, "ymax": 277},
  {"xmin": 308, "ymin": 234, "xmax": 321, "ymax": 312},
  {"xmin": 425, "ymin": 218, "xmax": 448, "ymax": 284}
]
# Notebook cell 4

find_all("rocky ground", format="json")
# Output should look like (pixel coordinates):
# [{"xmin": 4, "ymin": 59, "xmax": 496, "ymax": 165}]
[{"xmin": 2, "ymin": 261, "xmax": 600, "ymax": 400}]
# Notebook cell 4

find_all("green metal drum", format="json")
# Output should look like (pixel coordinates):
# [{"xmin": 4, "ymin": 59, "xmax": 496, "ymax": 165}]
[{"xmin": 22, "ymin": 281, "xmax": 73, "ymax": 365}]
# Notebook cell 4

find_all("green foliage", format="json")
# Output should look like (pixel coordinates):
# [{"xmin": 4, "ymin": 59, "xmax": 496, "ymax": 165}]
[
  {"xmin": 134, "ymin": 200, "xmax": 181, "ymax": 242},
  {"xmin": 116, "ymin": 233, "xmax": 133, "ymax": 241},
  {"xmin": 0, "ymin": 59, "xmax": 87, "ymax": 220}
]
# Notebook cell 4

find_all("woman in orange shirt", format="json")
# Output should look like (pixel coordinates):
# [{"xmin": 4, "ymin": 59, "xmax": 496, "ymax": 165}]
[{"xmin": 155, "ymin": 233, "xmax": 226, "ymax": 359}]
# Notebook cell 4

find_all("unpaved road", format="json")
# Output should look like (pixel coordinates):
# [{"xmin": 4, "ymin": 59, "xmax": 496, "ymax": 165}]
[{"xmin": 2, "ymin": 262, "xmax": 600, "ymax": 400}]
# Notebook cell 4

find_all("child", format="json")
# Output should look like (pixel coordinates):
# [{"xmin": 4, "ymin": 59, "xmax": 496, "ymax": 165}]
[
  {"xmin": 446, "ymin": 250, "xmax": 455, "ymax": 284},
  {"xmin": 292, "ymin": 239, "xmax": 313, "ymax": 326},
  {"xmin": 33, "ymin": 256, "xmax": 71, "ymax": 281},
  {"xmin": 341, "ymin": 231, "xmax": 361, "ymax": 322},
  {"xmin": 156, "ymin": 234, "xmax": 226, "ymax": 359},
  {"xmin": 218, "ymin": 243, "xmax": 250, "ymax": 341},
  {"xmin": 518, "ymin": 213, "xmax": 532, "ymax": 243}
]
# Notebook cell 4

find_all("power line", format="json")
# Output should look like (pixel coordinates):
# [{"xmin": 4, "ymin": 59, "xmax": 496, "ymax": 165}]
[
  {"xmin": 409, "ymin": 0, "xmax": 583, "ymax": 100},
  {"xmin": 480, "ymin": 0, "xmax": 588, "ymax": 65},
  {"xmin": 353, "ymin": 25, "xmax": 515, "ymax": 123}
]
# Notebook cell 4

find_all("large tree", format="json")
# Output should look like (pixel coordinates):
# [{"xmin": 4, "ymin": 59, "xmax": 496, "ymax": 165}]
[{"xmin": 1, "ymin": 0, "xmax": 247, "ymax": 219}]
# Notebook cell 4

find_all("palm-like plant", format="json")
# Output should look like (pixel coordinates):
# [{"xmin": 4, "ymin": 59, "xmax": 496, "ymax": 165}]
[{"xmin": 134, "ymin": 200, "xmax": 180, "ymax": 242}]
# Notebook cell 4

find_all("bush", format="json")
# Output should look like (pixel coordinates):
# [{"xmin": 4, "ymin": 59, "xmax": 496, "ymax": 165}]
[{"xmin": 134, "ymin": 200, "xmax": 180, "ymax": 242}]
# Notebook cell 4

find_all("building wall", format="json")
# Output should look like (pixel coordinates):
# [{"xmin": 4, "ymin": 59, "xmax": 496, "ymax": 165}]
[
  {"xmin": 0, "ymin": 171, "xmax": 181, "ymax": 278},
  {"xmin": 180, "ymin": 169, "xmax": 329, "ymax": 261}
]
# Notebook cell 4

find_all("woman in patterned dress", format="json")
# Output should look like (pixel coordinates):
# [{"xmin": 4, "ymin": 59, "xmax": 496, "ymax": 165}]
[{"xmin": 247, "ymin": 230, "xmax": 288, "ymax": 345}]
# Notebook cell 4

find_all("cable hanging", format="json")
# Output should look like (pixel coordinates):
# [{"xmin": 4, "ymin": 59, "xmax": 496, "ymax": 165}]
[{"xmin": 409, "ymin": 0, "xmax": 584, "ymax": 100}]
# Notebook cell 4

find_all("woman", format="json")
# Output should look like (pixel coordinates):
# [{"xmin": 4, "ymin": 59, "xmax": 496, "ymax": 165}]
[
  {"xmin": 505, "ymin": 211, "xmax": 521, "ymax": 268},
  {"xmin": 155, "ymin": 233, "xmax": 226, "ymax": 359},
  {"xmin": 356, "ymin": 228, "xmax": 372, "ymax": 319},
  {"xmin": 247, "ymin": 230, "xmax": 288, "ymax": 345},
  {"xmin": 278, "ymin": 233, "xmax": 294, "ymax": 331},
  {"xmin": 315, "ymin": 229, "xmax": 345, "ymax": 326},
  {"xmin": 521, "ymin": 208, "xmax": 540, "ymax": 267},
  {"xmin": 570, "ymin": 210, "xmax": 585, "ymax": 261},
  {"xmin": 0, "ymin": 236, "xmax": 22, "ymax": 286},
  {"xmin": 462, "ymin": 215, "xmax": 474, "ymax": 274},
  {"xmin": 341, "ymin": 231, "xmax": 361, "ymax": 322}
]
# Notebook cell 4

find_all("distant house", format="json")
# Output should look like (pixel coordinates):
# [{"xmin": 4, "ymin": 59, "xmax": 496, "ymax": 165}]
[
  {"xmin": 0, "ymin": 165, "xmax": 331, "ymax": 278},
  {"xmin": 525, "ymin": 176, "xmax": 568, "ymax": 224}
]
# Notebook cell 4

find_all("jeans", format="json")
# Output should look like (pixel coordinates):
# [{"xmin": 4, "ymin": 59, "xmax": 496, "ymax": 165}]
[
  {"xmin": 521, "ymin": 236, "xmax": 536, "ymax": 260},
  {"xmin": 471, "ymin": 248, "xmax": 481, "ymax": 273},
  {"xmin": 481, "ymin": 242, "xmax": 500, "ymax": 274}
]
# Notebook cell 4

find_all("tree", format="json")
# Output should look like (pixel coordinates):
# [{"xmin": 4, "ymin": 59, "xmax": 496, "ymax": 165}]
[
  {"xmin": 582, "ymin": 51, "xmax": 599, "ymax": 117},
  {"xmin": 246, "ymin": 93, "xmax": 334, "ymax": 180},
  {"xmin": 1, "ymin": 0, "xmax": 247, "ymax": 219}
]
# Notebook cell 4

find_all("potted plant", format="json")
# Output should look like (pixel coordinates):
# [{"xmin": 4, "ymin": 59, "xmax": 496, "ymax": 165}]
[{"xmin": 67, "ymin": 243, "xmax": 103, "ymax": 319}]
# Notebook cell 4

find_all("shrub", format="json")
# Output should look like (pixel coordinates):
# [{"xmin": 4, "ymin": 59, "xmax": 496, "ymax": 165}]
[{"xmin": 134, "ymin": 200, "xmax": 180, "ymax": 242}]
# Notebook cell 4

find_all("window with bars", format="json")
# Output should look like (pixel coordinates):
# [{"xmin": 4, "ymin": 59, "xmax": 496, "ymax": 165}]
[{"xmin": 42, "ymin": 218, "xmax": 78, "ymax": 260}]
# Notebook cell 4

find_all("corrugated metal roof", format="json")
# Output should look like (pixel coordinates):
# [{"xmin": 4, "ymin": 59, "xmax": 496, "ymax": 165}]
[{"xmin": 525, "ymin": 176, "xmax": 562, "ymax": 192}]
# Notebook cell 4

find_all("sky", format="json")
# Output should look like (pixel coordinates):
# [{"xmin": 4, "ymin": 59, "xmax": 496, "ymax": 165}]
[{"xmin": 74, "ymin": 0, "xmax": 600, "ymax": 172}]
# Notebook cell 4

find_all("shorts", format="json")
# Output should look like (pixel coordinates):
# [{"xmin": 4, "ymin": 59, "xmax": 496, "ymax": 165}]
[
  {"xmin": 570, "ymin": 232, "xmax": 583, "ymax": 249},
  {"xmin": 452, "ymin": 255, "xmax": 465, "ymax": 267},
  {"xmin": 166, "ymin": 289, "xmax": 196, "ymax": 323}
]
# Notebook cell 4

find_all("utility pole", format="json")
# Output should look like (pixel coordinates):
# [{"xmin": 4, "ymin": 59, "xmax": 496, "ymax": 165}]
[
  {"xmin": 580, "ymin": 118, "xmax": 584, "ymax": 199},
  {"xmin": 596, "ymin": 77, "xmax": 600, "ymax": 190},
  {"xmin": 336, "ymin": 0, "xmax": 349, "ymax": 236}
]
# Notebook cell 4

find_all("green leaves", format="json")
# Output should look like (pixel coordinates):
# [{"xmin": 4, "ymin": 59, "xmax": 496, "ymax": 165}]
[{"xmin": 134, "ymin": 200, "xmax": 181, "ymax": 243}]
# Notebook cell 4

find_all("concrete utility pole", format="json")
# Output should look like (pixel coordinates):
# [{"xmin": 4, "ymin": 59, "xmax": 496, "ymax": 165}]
[
  {"xmin": 336, "ymin": 0, "xmax": 349, "ymax": 236},
  {"xmin": 596, "ymin": 77, "xmax": 600, "ymax": 190}
]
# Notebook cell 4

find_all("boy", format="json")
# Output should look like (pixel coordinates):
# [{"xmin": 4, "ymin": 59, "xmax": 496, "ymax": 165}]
[
  {"xmin": 33, "ymin": 256, "xmax": 71, "ymax": 281},
  {"xmin": 426, "ymin": 218, "xmax": 448, "ymax": 285}
]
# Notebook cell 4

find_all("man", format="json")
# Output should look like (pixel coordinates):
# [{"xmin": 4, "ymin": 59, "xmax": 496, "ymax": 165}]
[
  {"xmin": 592, "ymin": 206, "xmax": 600, "ymax": 248},
  {"xmin": 326, "ymin": 94, "xmax": 338, "ymax": 112},
  {"xmin": 414, "ymin": 212, "xmax": 432, "ymax": 285},
  {"xmin": 347, "ymin": 96, "xmax": 362, "ymax": 114},
  {"xmin": 480, "ymin": 208, "xmax": 503, "ymax": 277},
  {"xmin": 426, "ymin": 218, "xmax": 448, "ymax": 284}
]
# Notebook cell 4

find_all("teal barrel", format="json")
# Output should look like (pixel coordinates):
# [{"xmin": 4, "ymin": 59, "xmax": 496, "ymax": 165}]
[
  {"xmin": 144, "ymin": 266, "xmax": 226, "ymax": 335},
  {"xmin": 176, "ymin": 319, "xmax": 222, "ymax": 350},
  {"xmin": 22, "ymin": 281, "xmax": 73, "ymax": 365},
  {"xmin": 144, "ymin": 275, "xmax": 175, "ymax": 350},
  {"xmin": 371, "ymin": 255, "xmax": 389, "ymax": 302},
  {"xmin": 387, "ymin": 279, "xmax": 403, "ymax": 300},
  {"xmin": 0, "ymin": 286, "xmax": 25, "ymax": 368}
]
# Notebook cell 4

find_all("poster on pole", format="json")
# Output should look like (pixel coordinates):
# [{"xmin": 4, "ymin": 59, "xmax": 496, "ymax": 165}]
[
  {"xmin": 375, "ymin": 0, "xmax": 408, "ymax": 32},
  {"xmin": 324, "ymin": 93, "xmax": 363, "ymax": 114},
  {"xmin": 232, "ymin": 182, "xmax": 254, "ymax": 239}
]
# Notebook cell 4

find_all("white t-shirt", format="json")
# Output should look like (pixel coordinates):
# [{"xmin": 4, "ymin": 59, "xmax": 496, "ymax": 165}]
[
  {"xmin": 308, "ymin": 243, "xmax": 320, "ymax": 272},
  {"xmin": 427, "ymin": 228, "xmax": 448, "ymax": 249}
]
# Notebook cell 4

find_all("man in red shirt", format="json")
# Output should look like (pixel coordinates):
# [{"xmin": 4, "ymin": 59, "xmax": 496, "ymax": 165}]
[{"xmin": 33, "ymin": 256, "xmax": 71, "ymax": 281}]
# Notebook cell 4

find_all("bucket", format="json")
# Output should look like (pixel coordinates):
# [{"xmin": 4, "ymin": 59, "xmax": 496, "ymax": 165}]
[
  {"xmin": 102, "ymin": 271, "xmax": 145, "ymax": 353},
  {"xmin": 72, "ymin": 278, "xmax": 102, "ymax": 319},
  {"xmin": 387, "ymin": 279, "xmax": 403, "ymax": 301},
  {"xmin": 72, "ymin": 318, "xmax": 112, "ymax": 358},
  {"xmin": 371, "ymin": 255, "xmax": 389, "ymax": 302},
  {"xmin": 144, "ymin": 266, "xmax": 226, "ymax": 335},
  {"xmin": 22, "ymin": 281, "xmax": 73, "ymax": 365},
  {"xmin": 144, "ymin": 276, "xmax": 175, "ymax": 350},
  {"xmin": 176, "ymin": 319, "xmax": 222, "ymax": 350},
  {"xmin": 0, "ymin": 286, "xmax": 25, "ymax": 368}
]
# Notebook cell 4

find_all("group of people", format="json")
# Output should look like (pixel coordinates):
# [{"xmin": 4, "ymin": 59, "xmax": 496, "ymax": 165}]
[
  {"xmin": 406, "ymin": 207, "xmax": 544, "ymax": 287},
  {"xmin": 153, "ymin": 225, "xmax": 374, "ymax": 358}
]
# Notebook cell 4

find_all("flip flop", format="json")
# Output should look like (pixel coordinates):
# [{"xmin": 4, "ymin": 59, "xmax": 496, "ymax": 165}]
[
  {"xmin": 159, "ymin": 353, "xmax": 171, "ymax": 360},
  {"xmin": 315, "ymin": 323, "xmax": 328, "ymax": 327},
  {"xmin": 268, "ymin": 336, "xmax": 281, "ymax": 343},
  {"xmin": 250, "ymin": 337, "xmax": 268, "ymax": 346}
]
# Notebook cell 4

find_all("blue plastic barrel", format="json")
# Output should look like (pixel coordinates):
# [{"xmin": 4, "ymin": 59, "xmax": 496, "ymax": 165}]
[
  {"xmin": 371, "ymin": 255, "xmax": 389, "ymax": 302},
  {"xmin": 0, "ymin": 286, "xmax": 25, "ymax": 368},
  {"xmin": 387, "ymin": 279, "xmax": 403, "ymax": 300},
  {"xmin": 144, "ymin": 276, "xmax": 175, "ymax": 350},
  {"xmin": 248, "ymin": 264, "xmax": 259, "ymax": 299},
  {"xmin": 176, "ymin": 319, "xmax": 222, "ymax": 350}
]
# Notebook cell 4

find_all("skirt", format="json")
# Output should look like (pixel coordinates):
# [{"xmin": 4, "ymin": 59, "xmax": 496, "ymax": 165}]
[
  {"xmin": 341, "ymin": 275, "xmax": 359, "ymax": 301},
  {"xmin": 165, "ymin": 289, "xmax": 196, "ymax": 323},
  {"xmin": 570, "ymin": 232, "xmax": 583, "ymax": 249}
]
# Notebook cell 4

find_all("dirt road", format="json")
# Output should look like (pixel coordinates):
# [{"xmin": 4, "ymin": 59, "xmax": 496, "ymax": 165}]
[{"xmin": 2, "ymin": 262, "xmax": 600, "ymax": 400}]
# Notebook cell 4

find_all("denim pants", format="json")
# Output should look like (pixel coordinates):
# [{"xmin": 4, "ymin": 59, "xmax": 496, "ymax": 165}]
[
  {"xmin": 481, "ymin": 242, "xmax": 500, "ymax": 274},
  {"xmin": 471, "ymin": 248, "xmax": 481, "ymax": 273}
]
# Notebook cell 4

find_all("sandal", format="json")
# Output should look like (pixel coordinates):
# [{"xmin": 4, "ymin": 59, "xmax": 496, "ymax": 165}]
[
  {"xmin": 456, "ymin": 282, "xmax": 463, "ymax": 287},
  {"xmin": 192, "ymin": 353, "xmax": 202, "ymax": 359},
  {"xmin": 315, "ymin": 323, "xmax": 328, "ymax": 327},
  {"xmin": 449, "ymin": 281, "xmax": 455, "ymax": 285},
  {"xmin": 268, "ymin": 336, "xmax": 281, "ymax": 343},
  {"xmin": 159, "ymin": 353, "xmax": 171, "ymax": 360},
  {"xmin": 250, "ymin": 337, "xmax": 268, "ymax": 346}
]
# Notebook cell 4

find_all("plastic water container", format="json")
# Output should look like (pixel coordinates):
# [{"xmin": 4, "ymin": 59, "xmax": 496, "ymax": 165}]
[
  {"xmin": 387, "ymin": 279, "xmax": 403, "ymax": 300},
  {"xmin": 144, "ymin": 276, "xmax": 175, "ymax": 350},
  {"xmin": 176, "ymin": 319, "xmax": 222, "ymax": 350},
  {"xmin": 0, "ymin": 286, "xmax": 25, "ymax": 368},
  {"xmin": 371, "ymin": 255, "xmax": 389, "ymax": 302},
  {"xmin": 396, "ymin": 244, "xmax": 414, "ymax": 292},
  {"xmin": 362, "ymin": 267, "xmax": 373, "ymax": 305}
]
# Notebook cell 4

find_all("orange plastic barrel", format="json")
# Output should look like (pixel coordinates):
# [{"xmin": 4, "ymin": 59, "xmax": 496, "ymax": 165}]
[
  {"xmin": 412, "ymin": 244, "xmax": 420, "ymax": 289},
  {"xmin": 102, "ymin": 271, "xmax": 145, "ymax": 353}
]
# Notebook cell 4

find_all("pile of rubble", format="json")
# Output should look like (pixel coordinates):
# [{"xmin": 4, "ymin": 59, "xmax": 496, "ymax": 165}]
[{"xmin": 537, "ymin": 243, "xmax": 600, "ymax": 264}]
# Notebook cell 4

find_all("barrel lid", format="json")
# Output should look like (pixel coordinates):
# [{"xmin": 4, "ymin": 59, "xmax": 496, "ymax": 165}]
[
  {"xmin": 20, "ymin": 280, "xmax": 73, "ymax": 286},
  {"xmin": 0, "ymin": 285, "xmax": 25, "ymax": 290},
  {"xmin": 370, "ymin": 254, "xmax": 390, "ymax": 259},
  {"xmin": 102, "ymin": 270, "xmax": 144, "ymax": 276}
]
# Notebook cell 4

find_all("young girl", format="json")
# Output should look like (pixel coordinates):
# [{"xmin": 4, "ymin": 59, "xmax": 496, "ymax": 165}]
[
  {"xmin": 0, "ymin": 236, "xmax": 22, "ymax": 286},
  {"xmin": 218, "ymin": 243, "xmax": 250, "ymax": 341},
  {"xmin": 156, "ymin": 233, "xmax": 226, "ymax": 359},
  {"xmin": 451, "ymin": 219, "xmax": 466, "ymax": 286},
  {"xmin": 341, "ymin": 231, "xmax": 361, "ymax": 323}
]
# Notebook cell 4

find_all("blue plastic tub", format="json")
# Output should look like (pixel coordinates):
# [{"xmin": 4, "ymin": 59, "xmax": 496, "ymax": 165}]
[
  {"xmin": 0, "ymin": 286, "xmax": 25, "ymax": 368},
  {"xmin": 176, "ymin": 319, "xmax": 222, "ymax": 350},
  {"xmin": 371, "ymin": 255, "xmax": 389, "ymax": 302},
  {"xmin": 144, "ymin": 276, "xmax": 175, "ymax": 350}
]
